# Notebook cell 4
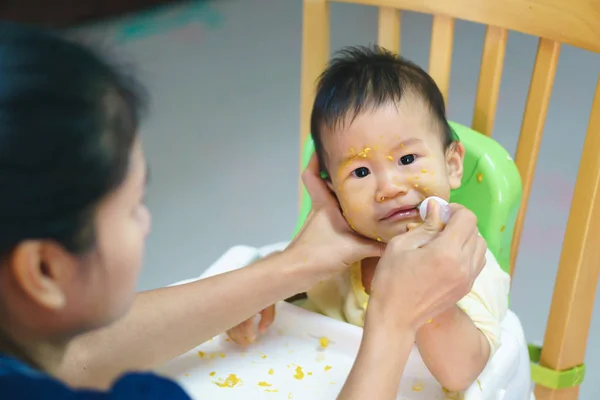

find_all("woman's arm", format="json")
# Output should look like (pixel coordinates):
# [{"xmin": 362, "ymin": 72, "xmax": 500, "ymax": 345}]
[
  {"xmin": 60, "ymin": 248, "xmax": 312, "ymax": 389},
  {"xmin": 338, "ymin": 318, "xmax": 416, "ymax": 399},
  {"xmin": 60, "ymin": 154, "xmax": 385, "ymax": 390}
]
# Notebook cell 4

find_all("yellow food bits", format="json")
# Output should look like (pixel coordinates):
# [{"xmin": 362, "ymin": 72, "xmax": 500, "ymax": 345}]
[
  {"xmin": 308, "ymin": 372, "xmax": 313, "ymax": 376},
  {"xmin": 376, "ymin": 237, "xmax": 382, "ymax": 242},
  {"xmin": 477, "ymin": 172, "xmax": 483, "ymax": 183},
  {"xmin": 412, "ymin": 382, "xmax": 424, "ymax": 392},
  {"xmin": 500, "ymin": 225, "xmax": 505, "ymax": 232},
  {"xmin": 258, "ymin": 381, "xmax": 272, "ymax": 387},
  {"xmin": 293, "ymin": 366, "xmax": 305, "ymax": 380},
  {"xmin": 198, "ymin": 351, "xmax": 205, "ymax": 358},
  {"xmin": 209, "ymin": 371, "xmax": 216, "ymax": 377},
  {"xmin": 357, "ymin": 148, "xmax": 372, "ymax": 158},
  {"xmin": 225, "ymin": 338, "xmax": 231, "ymax": 342},
  {"xmin": 319, "ymin": 337, "xmax": 329, "ymax": 348},
  {"xmin": 426, "ymin": 319, "xmax": 433, "ymax": 323},
  {"xmin": 215, "ymin": 374, "xmax": 242, "ymax": 388},
  {"xmin": 185, "ymin": 373, "xmax": 189, "ymax": 377},
  {"xmin": 219, "ymin": 352, "xmax": 226, "ymax": 358},
  {"xmin": 265, "ymin": 389, "xmax": 279, "ymax": 393},
  {"xmin": 421, "ymin": 169, "xmax": 428, "ymax": 173},
  {"xmin": 260, "ymin": 354, "xmax": 267, "ymax": 359},
  {"xmin": 324, "ymin": 365, "xmax": 332, "ymax": 371},
  {"xmin": 386, "ymin": 155, "xmax": 394, "ymax": 161},
  {"xmin": 268, "ymin": 368, "xmax": 274, "ymax": 375}
]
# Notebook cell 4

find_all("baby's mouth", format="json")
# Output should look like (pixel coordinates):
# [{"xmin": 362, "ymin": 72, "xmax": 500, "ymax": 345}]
[{"xmin": 380, "ymin": 206, "xmax": 419, "ymax": 221}]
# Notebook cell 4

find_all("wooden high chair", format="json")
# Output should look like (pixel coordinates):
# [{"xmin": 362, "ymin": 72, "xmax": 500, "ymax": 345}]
[{"xmin": 299, "ymin": 1, "xmax": 600, "ymax": 399}]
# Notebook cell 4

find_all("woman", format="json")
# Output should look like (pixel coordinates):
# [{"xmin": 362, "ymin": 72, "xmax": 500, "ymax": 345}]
[{"xmin": 0, "ymin": 22, "xmax": 486, "ymax": 399}]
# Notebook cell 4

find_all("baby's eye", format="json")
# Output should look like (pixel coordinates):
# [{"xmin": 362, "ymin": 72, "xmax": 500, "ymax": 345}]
[
  {"xmin": 399, "ymin": 154, "xmax": 416, "ymax": 165},
  {"xmin": 352, "ymin": 167, "xmax": 370, "ymax": 178}
]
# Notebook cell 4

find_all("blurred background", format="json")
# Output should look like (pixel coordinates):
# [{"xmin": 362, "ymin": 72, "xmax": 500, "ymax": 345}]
[{"xmin": 3, "ymin": 0, "xmax": 599, "ymax": 397}]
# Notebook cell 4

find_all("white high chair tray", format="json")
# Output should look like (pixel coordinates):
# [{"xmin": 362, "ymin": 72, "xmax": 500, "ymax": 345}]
[{"xmin": 156, "ymin": 243, "xmax": 532, "ymax": 400}]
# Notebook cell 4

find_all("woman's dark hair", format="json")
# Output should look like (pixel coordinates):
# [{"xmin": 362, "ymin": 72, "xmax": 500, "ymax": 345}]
[{"xmin": 0, "ymin": 22, "xmax": 147, "ymax": 257}]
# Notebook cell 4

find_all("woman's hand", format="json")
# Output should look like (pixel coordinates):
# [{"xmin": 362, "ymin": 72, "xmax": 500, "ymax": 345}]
[
  {"xmin": 368, "ymin": 202, "xmax": 486, "ymax": 332},
  {"xmin": 287, "ymin": 155, "xmax": 384, "ymax": 287},
  {"xmin": 338, "ymin": 202, "xmax": 487, "ymax": 400}
]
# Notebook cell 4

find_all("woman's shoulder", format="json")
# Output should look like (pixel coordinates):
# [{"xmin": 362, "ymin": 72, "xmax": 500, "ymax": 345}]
[{"xmin": 0, "ymin": 355, "xmax": 192, "ymax": 400}]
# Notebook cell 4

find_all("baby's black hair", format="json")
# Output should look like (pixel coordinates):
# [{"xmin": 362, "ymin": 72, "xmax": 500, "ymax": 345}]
[{"xmin": 310, "ymin": 45, "xmax": 457, "ymax": 176}]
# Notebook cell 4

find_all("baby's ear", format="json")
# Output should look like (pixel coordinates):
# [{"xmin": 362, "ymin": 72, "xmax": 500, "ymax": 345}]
[{"xmin": 446, "ymin": 141, "xmax": 465, "ymax": 189}]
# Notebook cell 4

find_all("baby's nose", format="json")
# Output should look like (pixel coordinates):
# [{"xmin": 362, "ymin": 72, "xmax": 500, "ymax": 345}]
[{"xmin": 375, "ymin": 173, "xmax": 408, "ymax": 202}]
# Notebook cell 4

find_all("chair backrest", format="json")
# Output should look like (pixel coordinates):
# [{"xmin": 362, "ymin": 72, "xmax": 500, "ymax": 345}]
[
  {"xmin": 298, "ymin": 1, "xmax": 600, "ymax": 398},
  {"xmin": 294, "ymin": 121, "xmax": 522, "ymax": 275}
]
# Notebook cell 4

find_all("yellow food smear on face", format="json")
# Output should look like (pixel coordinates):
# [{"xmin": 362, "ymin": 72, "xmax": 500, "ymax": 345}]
[
  {"xmin": 477, "ymin": 172, "xmax": 483, "ymax": 183},
  {"xmin": 386, "ymin": 155, "xmax": 394, "ymax": 161},
  {"xmin": 258, "ymin": 381, "xmax": 272, "ymax": 387},
  {"xmin": 324, "ymin": 365, "xmax": 332, "ymax": 371},
  {"xmin": 319, "ymin": 337, "xmax": 329, "ymax": 348},
  {"xmin": 268, "ymin": 368, "xmax": 274, "ymax": 375},
  {"xmin": 209, "ymin": 371, "xmax": 216, "ymax": 377},
  {"xmin": 412, "ymin": 382, "xmax": 424, "ymax": 392},
  {"xmin": 357, "ymin": 147, "xmax": 372, "ymax": 158},
  {"xmin": 422, "ymin": 169, "xmax": 428, "ymax": 173},
  {"xmin": 293, "ymin": 366, "xmax": 305, "ymax": 380},
  {"xmin": 215, "ymin": 374, "xmax": 242, "ymax": 388}
]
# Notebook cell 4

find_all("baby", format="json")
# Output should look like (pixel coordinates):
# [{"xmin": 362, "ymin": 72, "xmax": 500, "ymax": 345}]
[{"xmin": 227, "ymin": 45, "xmax": 510, "ymax": 392}]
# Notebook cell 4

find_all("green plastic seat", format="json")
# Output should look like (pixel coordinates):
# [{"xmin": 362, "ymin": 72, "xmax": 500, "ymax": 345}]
[{"xmin": 293, "ymin": 121, "xmax": 522, "ymax": 275}]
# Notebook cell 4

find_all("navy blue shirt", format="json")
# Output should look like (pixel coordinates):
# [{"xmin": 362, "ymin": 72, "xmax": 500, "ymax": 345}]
[{"xmin": 0, "ymin": 354, "xmax": 192, "ymax": 399}]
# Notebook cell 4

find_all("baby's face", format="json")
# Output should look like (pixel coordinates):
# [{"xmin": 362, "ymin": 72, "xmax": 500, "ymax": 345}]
[{"xmin": 323, "ymin": 100, "xmax": 464, "ymax": 243}]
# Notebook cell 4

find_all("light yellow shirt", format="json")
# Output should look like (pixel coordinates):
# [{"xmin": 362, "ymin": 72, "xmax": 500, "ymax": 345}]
[{"xmin": 300, "ymin": 248, "xmax": 511, "ymax": 358}]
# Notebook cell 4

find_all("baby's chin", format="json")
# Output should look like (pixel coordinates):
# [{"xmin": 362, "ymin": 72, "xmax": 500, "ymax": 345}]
[{"xmin": 353, "ymin": 220, "xmax": 422, "ymax": 243}]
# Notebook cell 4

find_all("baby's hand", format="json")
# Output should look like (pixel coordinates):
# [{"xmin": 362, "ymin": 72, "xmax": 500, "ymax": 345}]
[{"xmin": 226, "ymin": 304, "xmax": 276, "ymax": 346}]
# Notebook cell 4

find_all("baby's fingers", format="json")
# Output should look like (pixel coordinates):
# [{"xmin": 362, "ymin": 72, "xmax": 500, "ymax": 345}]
[
  {"xmin": 258, "ymin": 305, "xmax": 276, "ymax": 333},
  {"xmin": 227, "ymin": 318, "xmax": 257, "ymax": 346}
]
